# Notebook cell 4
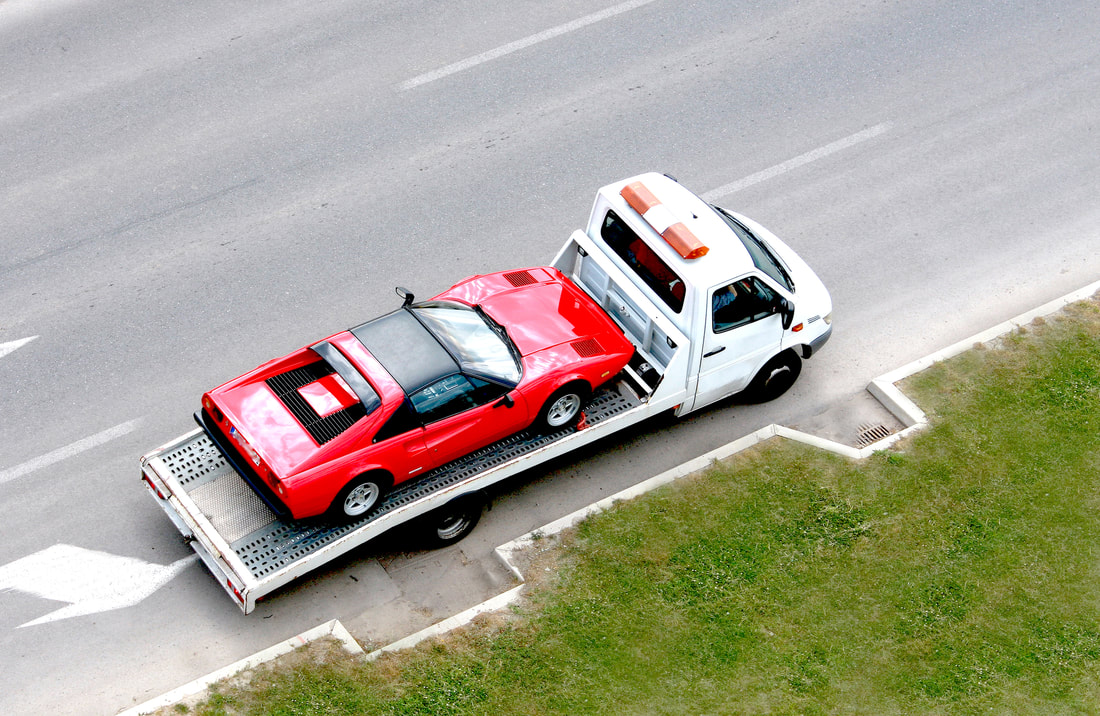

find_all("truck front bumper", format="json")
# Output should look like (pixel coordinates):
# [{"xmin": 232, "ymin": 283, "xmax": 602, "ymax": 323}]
[{"xmin": 807, "ymin": 323, "xmax": 832, "ymax": 357}]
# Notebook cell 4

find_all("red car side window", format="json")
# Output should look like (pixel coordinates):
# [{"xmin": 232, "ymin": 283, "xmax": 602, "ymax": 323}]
[
  {"xmin": 410, "ymin": 375, "xmax": 506, "ymax": 424},
  {"xmin": 373, "ymin": 402, "xmax": 420, "ymax": 443}
]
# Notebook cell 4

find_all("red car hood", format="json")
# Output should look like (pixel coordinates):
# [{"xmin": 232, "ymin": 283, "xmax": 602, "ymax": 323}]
[{"xmin": 478, "ymin": 278, "xmax": 620, "ymax": 356}]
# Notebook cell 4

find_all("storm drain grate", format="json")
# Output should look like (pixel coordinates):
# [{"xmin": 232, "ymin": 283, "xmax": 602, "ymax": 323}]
[{"xmin": 856, "ymin": 422, "xmax": 894, "ymax": 447}]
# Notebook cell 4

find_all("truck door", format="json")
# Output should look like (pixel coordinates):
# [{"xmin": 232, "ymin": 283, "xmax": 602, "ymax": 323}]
[{"xmin": 694, "ymin": 276, "xmax": 783, "ymax": 410}]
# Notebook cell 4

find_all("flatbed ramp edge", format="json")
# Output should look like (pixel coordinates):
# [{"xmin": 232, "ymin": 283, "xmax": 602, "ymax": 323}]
[{"xmin": 141, "ymin": 377, "xmax": 660, "ymax": 613}]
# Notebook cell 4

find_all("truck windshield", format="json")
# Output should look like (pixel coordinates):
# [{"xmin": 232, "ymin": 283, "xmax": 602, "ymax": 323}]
[
  {"xmin": 413, "ymin": 302, "xmax": 522, "ymax": 386},
  {"xmin": 600, "ymin": 210, "xmax": 686, "ymax": 313},
  {"xmin": 713, "ymin": 206, "xmax": 794, "ymax": 292}
]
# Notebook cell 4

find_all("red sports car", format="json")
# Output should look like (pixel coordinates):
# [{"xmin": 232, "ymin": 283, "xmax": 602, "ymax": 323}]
[{"xmin": 197, "ymin": 267, "xmax": 635, "ymax": 521}]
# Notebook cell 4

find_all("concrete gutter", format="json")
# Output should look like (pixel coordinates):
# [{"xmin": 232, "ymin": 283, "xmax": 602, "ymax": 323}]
[{"xmin": 118, "ymin": 278, "xmax": 1100, "ymax": 715}]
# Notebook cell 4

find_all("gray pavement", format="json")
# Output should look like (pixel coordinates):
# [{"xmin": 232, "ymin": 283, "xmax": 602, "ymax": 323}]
[{"xmin": 1, "ymin": 1, "xmax": 1098, "ymax": 713}]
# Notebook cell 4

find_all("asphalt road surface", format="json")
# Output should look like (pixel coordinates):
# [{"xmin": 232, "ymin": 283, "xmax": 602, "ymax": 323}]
[{"xmin": 1, "ymin": 0, "xmax": 1097, "ymax": 713}]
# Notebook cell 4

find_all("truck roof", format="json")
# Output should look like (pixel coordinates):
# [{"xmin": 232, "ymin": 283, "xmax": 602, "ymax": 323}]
[{"xmin": 594, "ymin": 172, "xmax": 756, "ymax": 291}]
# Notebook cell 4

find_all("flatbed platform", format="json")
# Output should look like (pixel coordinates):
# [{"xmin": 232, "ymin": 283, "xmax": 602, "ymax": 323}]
[{"xmin": 142, "ymin": 381, "xmax": 648, "ymax": 611}]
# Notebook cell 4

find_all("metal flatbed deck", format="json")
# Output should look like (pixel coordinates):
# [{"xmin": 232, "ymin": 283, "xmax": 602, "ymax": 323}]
[{"xmin": 142, "ymin": 381, "xmax": 650, "ymax": 612}]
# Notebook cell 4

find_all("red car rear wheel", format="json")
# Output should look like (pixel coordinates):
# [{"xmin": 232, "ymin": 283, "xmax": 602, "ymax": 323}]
[{"xmin": 330, "ymin": 472, "xmax": 392, "ymax": 521}]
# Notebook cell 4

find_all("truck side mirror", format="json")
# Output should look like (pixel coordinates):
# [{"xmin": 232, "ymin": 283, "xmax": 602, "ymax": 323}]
[{"xmin": 779, "ymin": 298, "xmax": 795, "ymax": 330}]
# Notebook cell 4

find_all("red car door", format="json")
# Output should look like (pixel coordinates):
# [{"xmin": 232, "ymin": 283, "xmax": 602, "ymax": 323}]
[{"xmin": 410, "ymin": 374, "xmax": 527, "ymax": 469}]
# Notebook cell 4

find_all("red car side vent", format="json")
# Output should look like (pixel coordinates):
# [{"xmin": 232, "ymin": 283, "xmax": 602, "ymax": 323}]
[
  {"xmin": 571, "ymin": 338, "xmax": 603, "ymax": 358},
  {"xmin": 504, "ymin": 270, "xmax": 537, "ymax": 287}
]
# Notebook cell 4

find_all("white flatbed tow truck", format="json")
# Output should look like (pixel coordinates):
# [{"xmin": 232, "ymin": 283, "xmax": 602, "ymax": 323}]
[{"xmin": 141, "ymin": 173, "xmax": 833, "ymax": 613}]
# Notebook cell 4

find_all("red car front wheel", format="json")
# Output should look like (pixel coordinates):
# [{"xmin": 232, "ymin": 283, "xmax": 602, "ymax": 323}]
[{"xmin": 536, "ymin": 383, "xmax": 589, "ymax": 432}]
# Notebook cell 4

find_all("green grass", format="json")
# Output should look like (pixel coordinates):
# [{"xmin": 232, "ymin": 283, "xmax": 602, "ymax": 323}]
[{"xmin": 187, "ymin": 299, "xmax": 1100, "ymax": 715}]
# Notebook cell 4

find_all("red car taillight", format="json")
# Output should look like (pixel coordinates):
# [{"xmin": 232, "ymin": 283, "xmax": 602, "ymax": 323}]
[{"xmin": 202, "ymin": 396, "xmax": 225, "ymax": 423}]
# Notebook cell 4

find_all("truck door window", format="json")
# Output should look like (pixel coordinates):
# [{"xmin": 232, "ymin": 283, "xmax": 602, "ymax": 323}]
[
  {"xmin": 712, "ymin": 277, "xmax": 778, "ymax": 333},
  {"xmin": 600, "ymin": 210, "xmax": 685, "ymax": 313}
]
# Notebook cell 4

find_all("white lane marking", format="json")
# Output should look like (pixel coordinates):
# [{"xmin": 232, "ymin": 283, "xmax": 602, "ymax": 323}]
[
  {"xmin": 399, "ymin": 0, "xmax": 658, "ymax": 90},
  {"xmin": 0, "ymin": 544, "xmax": 198, "ymax": 628},
  {"xmin": 0, "ymin": 336, "xmax": 37, "ymax": 359},
  {"xmin": 0, "ymin": 418, "xmax": 142, "ymax": 486},
  {"xmin": 701, "ymin": 123, "xmax": 894, "ymax": 200}
]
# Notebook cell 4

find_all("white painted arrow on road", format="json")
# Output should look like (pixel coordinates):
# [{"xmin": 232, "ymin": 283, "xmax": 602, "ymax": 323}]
[
  {"xmin": 0, "ymin": 336, "xmax": 37, "ymax": 360},
  {"xmin": 0, "ymin": 544, "xmax": 197, "ymax": 628}
]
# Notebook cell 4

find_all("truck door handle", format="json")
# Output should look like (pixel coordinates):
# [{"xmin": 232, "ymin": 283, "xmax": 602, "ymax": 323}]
[{"xmin": 704, "ymin": 346, "xmax": 726, "ymax": 358}]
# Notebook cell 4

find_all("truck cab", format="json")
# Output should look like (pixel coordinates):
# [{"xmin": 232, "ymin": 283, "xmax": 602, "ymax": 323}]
[{"xmin": 553, "ymin": 172, "xmax": 832, "ymax": 415}]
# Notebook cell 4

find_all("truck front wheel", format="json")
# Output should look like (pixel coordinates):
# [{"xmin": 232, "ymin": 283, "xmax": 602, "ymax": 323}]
[
  {"xmin": 330, "ymin": 472, "xmax": 392, "ymax": 522},
  {"xmin": 743, "ymin": 350, "xmax": 802, "ymax": 403}
]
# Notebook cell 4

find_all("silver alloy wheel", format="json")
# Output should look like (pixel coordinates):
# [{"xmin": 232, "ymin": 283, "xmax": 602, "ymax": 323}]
[
  {"xmin": 343, "ymin": 481, "xmax": 380, "ymax": 517},
  {"xmin": 546, "ymin": 393, "xmax": 582, "ymax": 428}
]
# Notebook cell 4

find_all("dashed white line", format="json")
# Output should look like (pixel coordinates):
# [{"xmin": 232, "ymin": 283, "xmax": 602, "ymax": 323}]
[
  {"xmin": 399, "ymin": 0, "xmax": 658, "ymax": 91},
  {"xmin": 0, "ymin": 418, "xmax": 142, "ymax": 486},
  {"xmin": 701, "ymin": 123, "xmax": 894, "ymax": 200},
  {"xmin": 0, "ymin": 336, "xmax": 37, "ymax": 360}
]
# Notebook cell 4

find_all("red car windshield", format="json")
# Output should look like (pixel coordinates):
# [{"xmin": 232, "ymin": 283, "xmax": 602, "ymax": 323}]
[{"xmin": 413, "ymin": 302, "xmax": 522, "ymax": 385}]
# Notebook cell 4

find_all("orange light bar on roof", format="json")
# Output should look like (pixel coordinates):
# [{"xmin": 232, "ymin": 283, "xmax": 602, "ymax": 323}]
[{"xmin": 620, "ymin": 181, "xmax": 709, "ymax": 260}]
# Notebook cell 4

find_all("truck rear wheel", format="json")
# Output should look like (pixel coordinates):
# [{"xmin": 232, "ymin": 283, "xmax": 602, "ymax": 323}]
[
  {"xmin": 421, "ymin": 494, "xmax": 486, "ymax": 547},
  {"xmin": 743, "ymin": 350, "xmax": 801, "ymax": 403},
  {"xmin": 330, "ymin": 472, "xmax": 391, "ymax": 522}
]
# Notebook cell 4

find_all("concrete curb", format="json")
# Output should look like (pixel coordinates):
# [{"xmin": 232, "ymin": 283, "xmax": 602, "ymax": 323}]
[
  {"xmin": 121, "ymin": 278, "xmax": 1100, "ymax": 714},
  {"xmin": 870, "ymin": 279, "xmax": 1100, "ymax": 428},
  {"xmin": 118, "ymin": 619, "xmax": 364, "ymax": 715},
  {"xmin": 363, "ymin": 584, "xmax": 527, "ymax": 662}
]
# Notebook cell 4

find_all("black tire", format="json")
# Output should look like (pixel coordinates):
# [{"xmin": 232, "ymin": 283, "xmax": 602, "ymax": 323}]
[
  {"xmin": 422, "ymin": 495, "xmax": 485, "ymax": 547},
  {"xmin": 536, "ymin": 383, "xmax": 589, "ymax": 432},
  {"xmin": 743, "ymin": 350, "xmax": 802, "ymax": 403},
  {"xmin": 330, "ymin": 472, "xmax": 391, "ymax": 522}
]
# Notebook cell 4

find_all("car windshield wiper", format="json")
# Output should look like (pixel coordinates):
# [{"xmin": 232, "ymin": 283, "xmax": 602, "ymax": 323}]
[
  {"xmin": 756, "ymin": 237, "xmax": 794, "ymax": 290},
  {"xmin": 475, "ymin": 305, "xmax": 521, "ymax": 361},
  {"xmin": 715, "ymin": 206, "xmax": 795, "ymax": 291}
]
